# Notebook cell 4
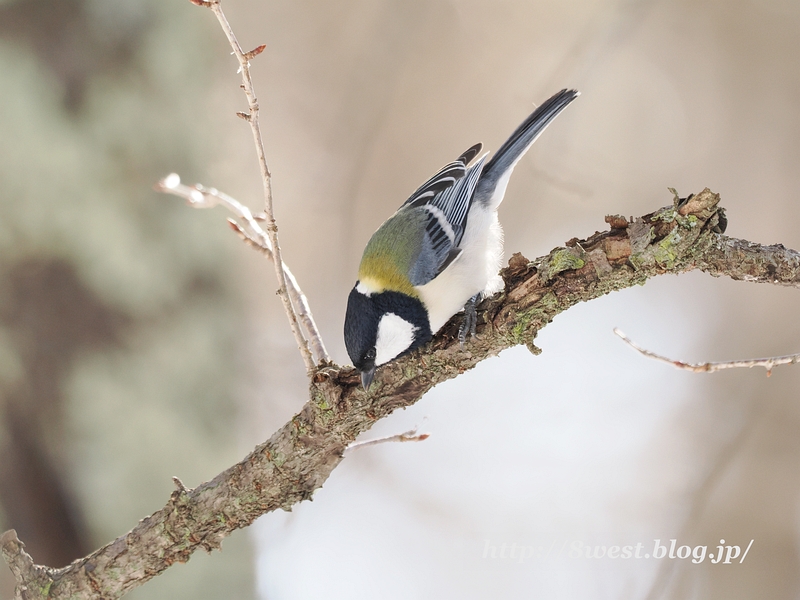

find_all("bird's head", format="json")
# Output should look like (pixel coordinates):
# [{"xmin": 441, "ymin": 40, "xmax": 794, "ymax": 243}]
[{"xmin": 344, "ymin": 283, "xmax": 432, "ymax": 389}]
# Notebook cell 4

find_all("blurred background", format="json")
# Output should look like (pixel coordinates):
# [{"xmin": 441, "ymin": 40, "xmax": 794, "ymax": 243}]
[{"xmin": 1, "ymin": 0, "xmax": 799, "ymax": 598}]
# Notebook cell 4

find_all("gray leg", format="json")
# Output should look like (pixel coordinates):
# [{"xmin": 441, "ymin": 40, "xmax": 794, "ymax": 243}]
[{"xmin": 459, "ymin": 294, "xmax": 480, "ymax": 346}]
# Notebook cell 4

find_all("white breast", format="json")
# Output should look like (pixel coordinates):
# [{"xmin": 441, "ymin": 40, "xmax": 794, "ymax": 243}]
[{"xmin": 415, "ymin": 202, "xmax": 504, "ymax": 333}]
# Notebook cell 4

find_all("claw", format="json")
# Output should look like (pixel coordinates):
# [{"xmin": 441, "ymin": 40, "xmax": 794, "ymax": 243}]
[{"xmin": 458, "ymin": 294, "xmax": 480, "ymax": 347}]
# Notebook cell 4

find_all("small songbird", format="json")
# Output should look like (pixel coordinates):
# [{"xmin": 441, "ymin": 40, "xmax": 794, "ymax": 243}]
[{"xmin": 345, "ymin": 89, "xmax": 579, "ymax": 389}]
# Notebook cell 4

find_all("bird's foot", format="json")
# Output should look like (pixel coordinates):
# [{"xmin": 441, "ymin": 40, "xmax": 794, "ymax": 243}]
[{"xmin": 459, "ymin": 294, "xmax": 480, "ymax": 347}]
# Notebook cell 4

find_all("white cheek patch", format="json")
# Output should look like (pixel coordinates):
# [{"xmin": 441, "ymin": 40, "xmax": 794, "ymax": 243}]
[{"xmin": 374, "ymin": 313, "xmax": 417, "ymax": 366}]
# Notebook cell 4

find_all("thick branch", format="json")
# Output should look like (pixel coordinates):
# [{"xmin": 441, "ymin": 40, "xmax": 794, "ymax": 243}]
[{"xmin": 4, "ymin": 189, "xmax": 800, "ymax": 599}]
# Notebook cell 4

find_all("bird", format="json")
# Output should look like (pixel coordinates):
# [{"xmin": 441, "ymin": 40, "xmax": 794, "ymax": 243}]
[{"xmin": 344, "ymin": 89, "xmax": 579, "ymax": 389}]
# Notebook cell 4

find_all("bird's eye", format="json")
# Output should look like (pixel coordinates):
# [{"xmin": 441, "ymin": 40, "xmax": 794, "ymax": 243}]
[{"xmin": 364, "ymin": 348, "xmax": 376, "ymax": 361}]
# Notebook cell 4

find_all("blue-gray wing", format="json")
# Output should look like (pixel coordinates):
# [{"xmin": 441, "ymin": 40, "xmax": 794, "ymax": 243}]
[
  {"xmin": 406, "ymin": 205, "xmax": 460, "ymax": 286},
  {"xmin": 401, "ymin": 144, "xmax": 487, "ymax": 287},
  {"xmin": 403, "ymin": 143, "xmax": 483, "ymax": 209}
]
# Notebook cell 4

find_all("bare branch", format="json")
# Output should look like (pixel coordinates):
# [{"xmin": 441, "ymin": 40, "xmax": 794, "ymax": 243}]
[
  {"xmin": 194, "ymin": 0, "xmax": 315, "ymax": 373},
  {"xmin": 155, "ymin": 175, "xmax": 330, "ymax": 364},
  {"xmin": 614, "ymin": 328, "xmax": 800, "ymax": 375},
  {"xmin": 7, "ymin": 188, "xmax": 800, "ymax": 599},
  {"xmin": 346, "ymin": 427, "xmax": 431, "ymax": 451}
]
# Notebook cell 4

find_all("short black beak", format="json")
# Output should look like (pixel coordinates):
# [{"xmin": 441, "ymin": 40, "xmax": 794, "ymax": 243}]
[{"xmin": 360, "ymin": 366, "xmax": 376, "ymax": 390}]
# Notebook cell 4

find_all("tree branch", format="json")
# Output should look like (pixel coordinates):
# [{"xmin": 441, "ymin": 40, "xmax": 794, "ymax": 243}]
[
  {"xmin": 202, "ymin": 0, "xmax": 316, "ymax": 372},
  {"xmin": 346, "ymin": 426, "xmax": 430, "ymax": 451},
  {"xmin": 154, "ymin": 174, "xmax": 330, "ymax": 364},
  {"xmin": 4, "ymin": 188, "xmax": 800, "ymax": 599},
  {"xmin": 614, "ymin": 328, "xmax": 800, "ymax": 375}
]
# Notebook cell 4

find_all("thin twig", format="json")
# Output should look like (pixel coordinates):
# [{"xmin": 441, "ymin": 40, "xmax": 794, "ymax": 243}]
[
  {"xmin": 199, "ymin": 0, "xmax": 315, "ymax": 373},
  {"xmin": 346, "ymin": 427, "xmax": 431, "ymax": 451},
  {"xmin": 155, "ymin": 174, "xmax": 330, "ymax": 363},
  {"xmin": 614, "ymin": 328, "xmax": 800, "ymax": 375}
]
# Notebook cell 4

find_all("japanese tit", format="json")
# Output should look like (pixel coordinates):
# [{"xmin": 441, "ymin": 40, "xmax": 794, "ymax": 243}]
[{"xmin": 345, "ymin": 89, "xmax": 579, "ymax": 389}]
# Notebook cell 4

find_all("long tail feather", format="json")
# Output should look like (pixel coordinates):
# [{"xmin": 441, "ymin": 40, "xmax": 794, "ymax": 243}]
[{"xmin": 475, "ymin": 89, "xmax": 578, "ymax": 207}]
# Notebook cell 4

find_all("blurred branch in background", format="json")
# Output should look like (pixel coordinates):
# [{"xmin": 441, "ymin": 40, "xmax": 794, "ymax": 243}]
[
  {"xmin": 0, "ymin": 259, "xmax": 129, "ymax": 569},
  {"xmin": 0, "ymin": 0, "xmax": 147, "ymax": 112},
  {"xmin": 3, "ymin": 188, "xmax": 800, "ymax": 599},
  {"xmin": 154, "ymin": 174, "xmax": 330, "ymax": 364}
]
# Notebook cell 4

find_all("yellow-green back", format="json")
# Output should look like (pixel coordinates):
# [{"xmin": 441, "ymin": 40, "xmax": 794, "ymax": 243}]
[{"xmin": 358, "ymin": 209, "xmax": 426, "ymax": 297}]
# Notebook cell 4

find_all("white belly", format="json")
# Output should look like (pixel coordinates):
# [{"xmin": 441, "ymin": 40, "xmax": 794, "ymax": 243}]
[{"xmin": 415, "ymin": 203, "xmax": 504, "ymax": 333}]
